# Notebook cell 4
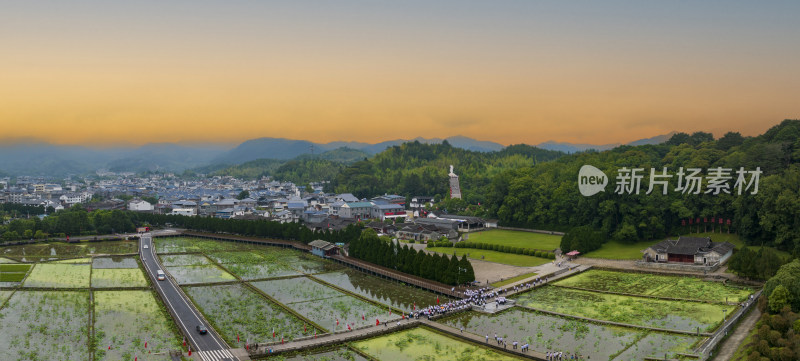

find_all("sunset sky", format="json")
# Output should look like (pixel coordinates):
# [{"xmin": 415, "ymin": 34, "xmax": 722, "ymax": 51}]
[{"xmin": 2, "ymin": 1, "xmax": 799, "ymax": 146}]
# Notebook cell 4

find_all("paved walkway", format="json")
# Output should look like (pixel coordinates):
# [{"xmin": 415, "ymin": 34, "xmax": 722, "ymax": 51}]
[{"xmin": 248, "ymin": 316, "xmax": 410, "ymax": 357}]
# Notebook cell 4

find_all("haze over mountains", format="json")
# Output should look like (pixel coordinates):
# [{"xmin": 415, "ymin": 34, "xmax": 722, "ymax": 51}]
[{"xmin": 0, "ymin": 134, "xmax": 675, "ymax": 177}]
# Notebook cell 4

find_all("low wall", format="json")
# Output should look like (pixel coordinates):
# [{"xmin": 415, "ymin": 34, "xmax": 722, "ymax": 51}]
[{"xmin": 635, "ymin": 260, "xmax": 720, "ymax": 273}]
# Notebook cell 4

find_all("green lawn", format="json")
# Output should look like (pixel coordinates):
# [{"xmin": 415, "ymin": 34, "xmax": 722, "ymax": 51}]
[
  {"xmin": 582, "ymin": 240, "xmax": 658, "ymax": 260},
  {"xmin": 464, "ymin": 229, "xmax": 562, "ymax": 250},
  {"xmin": 492, "ymin": 271, "xmax": 538, "ymax": 287},
  {"xmin": 583, "ymin": 232, "xmax": 757, "ymax": 260},
  {"xmin": 427, "ymin": 247, "xmax": 551, "ymax": 267}
]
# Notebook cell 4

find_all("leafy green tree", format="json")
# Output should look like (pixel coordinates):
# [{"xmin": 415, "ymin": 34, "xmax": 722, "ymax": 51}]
[
  {"xmin": 560, "ymin": 225, "xmax": 605, "ymax": 253},
  {"xmin": 717, "ymin": 131, "xmax": 745, "ymax": 151},
  {"xmin": 764, "ymin": 260, "xmax": 800, "ymax": 312},
  {"xmin": 459, "ymin": 255, "xmax": 475, "ymax": 283},
  {"xmin": 770, "ymin": 285, "xmax": 791, "ymax": 313},
  {"xmin": 613, "ymin": 223, "xmax": 638, "ymax": 244},
  {"xmin": 236, "ymin": 190, "xmax": 250, "ymax": 200}
]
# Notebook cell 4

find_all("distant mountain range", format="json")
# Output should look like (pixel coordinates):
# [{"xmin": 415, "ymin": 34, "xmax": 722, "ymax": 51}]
[
  {"xmin": 0, "ymin": 133, "xmax": 675, "ymax": 176},
  {"xmin": 535, "ymin": 132, "xmax": 677, "ymax": 154},
  {"xmin": 212, "ymin": 135, "xmax": 506, "ymax": 164}
]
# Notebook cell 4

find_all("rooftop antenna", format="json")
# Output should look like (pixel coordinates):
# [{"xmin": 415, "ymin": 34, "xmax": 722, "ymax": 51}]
[{"xmin": 310, "ymin": 144, "xmax": 315, "ymax": 158}]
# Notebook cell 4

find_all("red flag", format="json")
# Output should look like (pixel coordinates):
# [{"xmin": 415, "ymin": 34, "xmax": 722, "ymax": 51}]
[
  {"xmin": 336, "ymin": 318, "xmax": 339, "ymax": 326},
  {"xmin": 188, "ymin": 346, "xmax": 191, "ymax": 356},
  {"xmin": 304, "ymin": 323, "xmax": 307, "ymax": 332},
  {"xmin": 314, "ymin": 330, "xmax": 317, "ymax": 338},
  {"xmin": 376, "ymin": 319, "xmax": 380, "ymax": 326},
  {"xmin": 347, "ymin": 324, "xmax": 351, "ymax": 331},
  {"xmin": 281, "ymin": 337, "xmax": 284, "ymax": 344},
  {"xmin": 273, "ymin": 328, "xmax": 276, "ymax": 338},
  {"xmin": 182, "ymin": 338, "xmax": 186, "ymax": 347},
  {"xmin": 108, "ymin": 345, "xmax": 112, "ymax": 350},
  {"xmin": 237, "ymin": 334, "xmax": 239, "ymax": 343},
  {"xmin": 362, "ymin": 314, "xmax": 365, "ymax": 320},
  {"xmin": 144, "ymin": 341, "xmax": 147, "ymax": 348},
  {"xmin": 436, "ymin": 297, "xmax": 440, "ymax": 304},
  {"xmin": 135, "ymin": 357, "xmax": 137, "ymax": 361}
]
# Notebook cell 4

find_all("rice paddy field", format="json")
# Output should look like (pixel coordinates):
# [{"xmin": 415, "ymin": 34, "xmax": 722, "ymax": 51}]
[
  {"xmin": 24, "ymin": 263, "xmax": 92, "ymax": 288},
  {"xmin": 0, "ymin": 240, "xmax": 138, "ymax": 262},
  {"xmin": 0, "ymin": 291, "xmax": 91, "ymax": 361},
  {"xmin": 554, "ymin": 269, "xmax": 753, "ymax": 303},
  {"xmin": 271, "ymin": 346, "xmax": 369, "ymax": 361},
  {"xmin": 185, "ymin": 283, "xmax": 320, "ymax": 345},
  {"xmin": 0, "ymin": 237, "xmax": 750, "ymax": 360},
  {"xmin": 163, "ymin": 264, "xmax": 237, "ymax": 284},
  {"xmin": 441, "ymin": 309, "xmax": 703, "ymax": 360},
  {"xmin": 313, "ymin": 268, "xmax": 446, "ymax": 309},
  {"xmin": 513, "ymin": 286, "xmax": 731, "ymax": 332},
  {"xmin": 442, "ymin": 308, "xmax": 642, "ymax": 359},
  {"xmin": 352, "ymin": 327, "xmax": 525, "ymax": 361},
  {"xmin": 93, "ymin": 290, "xmax": 181, "ymax": 360},
  {"xmin": 154, "ymin": 237, "xmax": 241, "ymax": 254},
  {"xmin": 91, "ymin": 268, "xmax": 149, "ymax": 288},
  {"xmin": 92, "ymin": 256, "xmax": 140, "ymax": 269},
  {"xmin": 0, "ymin": 264, "xmax": 31, "ymax": 283},
  {"xmin": 253, "ymin": 277, "xmax": 391, "ymax": 331},
  {"xmin": 252, "ymin": 277, "xmax": 343, "ymax": 305}
]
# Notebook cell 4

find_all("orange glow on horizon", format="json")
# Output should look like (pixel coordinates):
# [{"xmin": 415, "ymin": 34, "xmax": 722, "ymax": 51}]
[{"xmin": 1, "ymin": 2, "xmax": 798, "ymax": 147}]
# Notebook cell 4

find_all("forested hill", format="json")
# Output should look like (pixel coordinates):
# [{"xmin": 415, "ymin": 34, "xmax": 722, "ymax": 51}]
[
  {"xmin": 192, "ymin": 147, "xmax": 369, "ymax": 183},
  {"xmin": 486, "ymin": 119, "xmax": 800, "ymax": 252},
  {"xmin": 330, "ymin": 141, "xmax": 565, "ymax": 202}
]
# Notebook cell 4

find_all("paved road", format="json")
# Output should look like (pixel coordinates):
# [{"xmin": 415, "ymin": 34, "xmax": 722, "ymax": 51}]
[
  {"xmin": 715, "ymin": 307, "xmax": 760, "ymax": 361},
  {"xmin": 139, "ymin": 233, "xmax": 238, "ymax": 361}
]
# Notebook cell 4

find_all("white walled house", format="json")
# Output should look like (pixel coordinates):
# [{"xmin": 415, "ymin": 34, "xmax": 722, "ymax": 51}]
[
  {"xmin": 170, "ymin": 208, "xmax": 196, "ymax": 216},
  {"xmin": 128, "ymin": 199, "xmax": 154, "ymax": 212}
]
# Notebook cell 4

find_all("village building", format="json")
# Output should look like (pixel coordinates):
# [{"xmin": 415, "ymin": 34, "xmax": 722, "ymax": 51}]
[
  {"xmin": 643, "ymin": 236, "xmax": 735, "ymax": 265},
  {"xmin": 309, "ymin": 240, "xmax": 338, "ymax": 257},
  {"xmin": 338, "ymin": 201, "xmax": 373, "ymax": 220}
]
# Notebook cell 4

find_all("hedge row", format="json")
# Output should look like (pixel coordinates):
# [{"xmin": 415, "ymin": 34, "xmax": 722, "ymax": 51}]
[{"xmin": 454, "ymin": 241, "xmax": 556, "ymax": 259}]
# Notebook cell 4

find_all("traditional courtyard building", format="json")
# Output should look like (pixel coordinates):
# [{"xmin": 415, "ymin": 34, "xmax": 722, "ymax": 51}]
[{"xmin": 643, "ymin": 236, "xmax": 734, "ymax": 265}]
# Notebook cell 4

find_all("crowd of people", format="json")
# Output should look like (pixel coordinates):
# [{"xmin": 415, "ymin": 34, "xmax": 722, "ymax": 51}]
[
  {"xmin": 546, "ymin": 351, "xmax": 586, "ymax": 360},
  {"xmin": 415, "ymin": 298, "xmax": 474, "ymax": 319}
]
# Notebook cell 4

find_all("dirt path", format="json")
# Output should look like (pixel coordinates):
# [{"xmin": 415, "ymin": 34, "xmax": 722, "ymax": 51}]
[{"xmin": 713, "ymin": 307, "xmax": 760, "ymax": 361}]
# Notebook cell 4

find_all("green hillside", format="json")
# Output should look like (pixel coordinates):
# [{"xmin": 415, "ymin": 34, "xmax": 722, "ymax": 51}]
[{"xmin": 330, "ymin": 141, "xmax": 565, "ymax": 203}]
